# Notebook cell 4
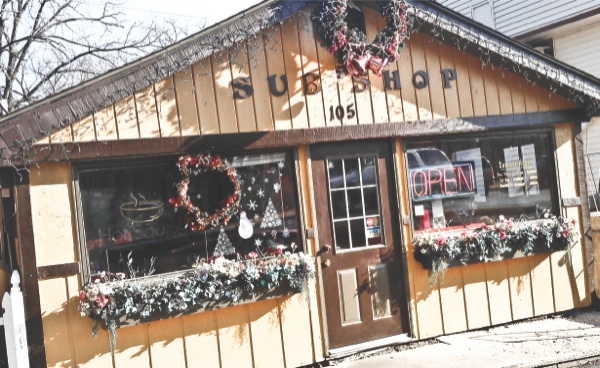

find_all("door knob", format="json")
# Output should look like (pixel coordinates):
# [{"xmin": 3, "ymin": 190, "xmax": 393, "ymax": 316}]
[{"xmin": 321, "ymin": 244, "xmax": 332, "ymax": 253}]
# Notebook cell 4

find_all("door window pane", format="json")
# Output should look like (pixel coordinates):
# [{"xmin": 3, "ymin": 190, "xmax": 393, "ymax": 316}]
[{"xmin": 327, "ymin": 156, "xmax": 384, "ymax": 251}]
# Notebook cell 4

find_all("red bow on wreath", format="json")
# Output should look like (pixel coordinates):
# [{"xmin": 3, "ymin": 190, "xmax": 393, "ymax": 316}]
[{"xmin": 347, "ymin": 55, "xmax": 389, "ymax": 77}]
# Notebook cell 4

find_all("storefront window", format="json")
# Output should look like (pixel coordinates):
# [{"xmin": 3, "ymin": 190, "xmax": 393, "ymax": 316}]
[
  {"xmin": 406, "ymin": 131, "xmax": 557, "ymax": 232},
  {"xmin": 77, "ymin": 152, "xmax": 300, "ymax": 281}
]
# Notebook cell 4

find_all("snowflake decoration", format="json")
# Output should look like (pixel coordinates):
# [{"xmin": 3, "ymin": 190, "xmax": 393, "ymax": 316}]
[
  {"xmin": 273, "ymin": 183, "xmax": 281, "ymax": 194},
  {"xmin": 254, "ymin": 238, "xmax": 263, "ymax": 247},
  {"xmin": 247, "ymin": 200, "xmax": 257, "ymax": 211},
  {"xmin": 271, "ymin": 229, "xmax": 278, "ymax": 239},
  {"xmin": 254, "ymin": 213, "xmax": 260, "ymax": 220},
  {"xmin": 264, "ymin": 177, "xmax": 269, "ymax": 183},
  {"xmin": 251, "ymin": 177, "xmax": 256, "ymax": 184},
  {"xmin": 257, "ymin": 189, "xmax": 265, "ymax": 198},
  {"xmin": 248, "ymin": 186, "xmax": 252, "ymax": 192},
  {"xmin": 196, "ymin": 194, "xmax": 202, "ymax": 199},
  {"xmin": 278, "ymin": 161, "xmax": 285, "ymax": 169},
  {"xmin": 282, "ymin": 228, "xmax": 290, "ymax": 238},
  {"xmin": 239, "ymin": 179, "xmax": 245, "ymax": 185}
]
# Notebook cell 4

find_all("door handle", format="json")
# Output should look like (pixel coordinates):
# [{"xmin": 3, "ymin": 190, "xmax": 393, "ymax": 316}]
[{"xmin": 321, "ymin": 244, "xmax": 332, "ymax": 253}]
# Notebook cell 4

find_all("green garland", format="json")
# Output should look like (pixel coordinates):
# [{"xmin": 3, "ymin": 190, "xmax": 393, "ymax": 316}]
[
  {"xmin": 79, "ymin": 252, "xmax": 315, "ymax": 351},
  {"xmin": 414, "ymin": 215, "xmax": 578, "ymax": 283},
  {"xmin": 312, "ymin": 0, "xmax": 411, "ymax": 77}
]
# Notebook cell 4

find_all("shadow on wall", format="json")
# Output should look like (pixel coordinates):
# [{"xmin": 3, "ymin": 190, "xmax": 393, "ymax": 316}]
[{"xmin": 41, "ymin": 292, "xmax": 295, "ymax": 368}]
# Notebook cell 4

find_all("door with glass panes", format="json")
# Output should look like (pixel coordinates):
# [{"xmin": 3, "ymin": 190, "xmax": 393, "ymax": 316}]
[{"xmin": 311, "ymin": 141, "xmax": 409, "ymax": 349}]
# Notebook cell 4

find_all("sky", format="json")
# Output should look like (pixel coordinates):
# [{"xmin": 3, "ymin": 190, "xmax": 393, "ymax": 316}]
[{"xmin": 119, "ymin": 0, "xmax": 265, "ymax": 31}]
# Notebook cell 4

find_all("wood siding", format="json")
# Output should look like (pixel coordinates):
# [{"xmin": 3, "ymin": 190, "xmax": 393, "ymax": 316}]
[{"xmin": 31, "ymin": 8, "xmax": 589, "ymax": 366}]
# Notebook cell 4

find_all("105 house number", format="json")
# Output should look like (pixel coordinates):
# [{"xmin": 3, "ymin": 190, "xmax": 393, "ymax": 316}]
[{"xmin": 329, "ymin": 103, "xmax": 356, "ymax": 122}]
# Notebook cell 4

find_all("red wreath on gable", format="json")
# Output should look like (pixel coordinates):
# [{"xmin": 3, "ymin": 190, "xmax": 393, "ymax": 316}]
[
  {"xmin": 312, "ymin": 0, "xmax": 411, "ymax": 77},
  {"xmin": 169, "ymin": 153, "xmax": 241, "ymax": 231}
]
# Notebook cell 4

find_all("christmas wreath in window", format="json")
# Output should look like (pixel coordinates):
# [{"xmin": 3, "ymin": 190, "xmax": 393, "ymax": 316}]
[
  {"xmin": 312, "ymin": 0, "xmax": 411, "ymax": 77},
  {"xmin": 169, "ymin": 153, "xmax": 241, "ymax": 231}
]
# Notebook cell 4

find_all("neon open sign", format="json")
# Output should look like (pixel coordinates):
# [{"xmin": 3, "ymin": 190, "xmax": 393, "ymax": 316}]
[{"xmin": 410, "ymin": 162, "xmax": 477, "ymax": 201}]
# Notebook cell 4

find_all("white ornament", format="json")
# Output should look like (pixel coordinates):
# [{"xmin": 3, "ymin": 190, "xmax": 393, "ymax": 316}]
[
  {"xmin": 254, "ymin": 213, "xmax": 260, "ymax": 220},
  {"xmin": 264, "ymin": 177, "xmax": 269, "ymax": 183},
  {"xmin": 238, "ymin": 211, "xmax": 254, "ymax": 239},
  {"xmin": 248, "ymin": 186, "xmax": 252, "ymax": 192},
  {"xmin": 278, "ymin": 161, "xmax": 285, "ymax": 169},
  {"xmin": 248, "ymin": 200, "xmax": 257, "ymax": 211},
  {"xmin": 282, "ymin": 228, "xmax": 290, "ymax": 238},
  {"xmin": 257, "ymin": 189, "xmax": 265, "ymax": 198},
  {"xmin": 254, "ymin": 238, "xmax": 263, "ymax": 247},
  {"xmin": 271, "ymin": 229, "xmax": 278, "ymax": 238},
  {"xmin": 251, "ymin": 177, "xmax": 256, "ymax": 184},
  {"xmin": 273, "ymin": 183, "xmax": 281, "ymax": 194}
]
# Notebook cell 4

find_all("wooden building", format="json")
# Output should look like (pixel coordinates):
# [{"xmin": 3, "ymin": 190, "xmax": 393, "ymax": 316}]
[{"xmin": 0, "ymin": 1, "xmax": 599, "ymax": 367}]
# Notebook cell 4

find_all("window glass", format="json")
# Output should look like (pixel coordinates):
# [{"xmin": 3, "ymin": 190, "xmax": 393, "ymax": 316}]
[
  {"xmin": 327, "ymin": 157, "xmax": 383, "ymax": 251},
  {"xmin": 406, "ymin": 131, "xmax": 556, "ymax": 232},
  {"xmin": 77, "ymin": 152, "xmax": 300, "ymax": 281}
]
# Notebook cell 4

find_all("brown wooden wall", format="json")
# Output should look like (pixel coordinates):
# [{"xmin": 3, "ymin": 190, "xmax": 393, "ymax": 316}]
[{"xmin": 30, "ymin": 6, "xmax": 589, "ymax": 367}]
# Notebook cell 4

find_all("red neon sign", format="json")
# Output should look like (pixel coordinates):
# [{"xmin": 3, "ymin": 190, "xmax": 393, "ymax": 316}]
[{"xmin": 410, "ymin": 163, "xmax": 476, "ymax": 201}]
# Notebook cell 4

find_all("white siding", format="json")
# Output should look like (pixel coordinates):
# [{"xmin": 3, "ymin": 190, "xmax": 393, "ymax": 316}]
[
  {"xmin": 554, "ymin": 23, "xmax": 600, "ymax": 78},
  {"xmin": 435, "ymin": 0, "xmax": 600, "ymax": 37}
]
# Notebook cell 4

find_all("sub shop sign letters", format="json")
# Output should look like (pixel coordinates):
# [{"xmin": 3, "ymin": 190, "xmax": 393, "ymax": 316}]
[{"xmin": 231, "ymin": 66, "xmax": 458, "ymax": 123}]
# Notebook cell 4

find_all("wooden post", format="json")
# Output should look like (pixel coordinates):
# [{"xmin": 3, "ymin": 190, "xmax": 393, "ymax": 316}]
[{"xmin": 592, "ymin": 212, "xmax": 600, "ymax": 299}]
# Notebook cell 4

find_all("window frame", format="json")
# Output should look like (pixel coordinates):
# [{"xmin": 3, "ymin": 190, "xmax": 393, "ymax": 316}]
[
  {"xmin": 404, "ymin": 128, "xmax": 560, "ymax": 236},
  {"xmin": 73, "ymin": 148, "xmax": 306, "ymax": 284}
]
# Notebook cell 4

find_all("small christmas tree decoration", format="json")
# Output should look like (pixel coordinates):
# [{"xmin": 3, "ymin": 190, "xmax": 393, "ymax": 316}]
[
  {"xmin": 213, "ymin": 227, "xmax": 235, "ymax": 257},
  {"xmin": 261, "ymin": 198, "xmax": 282, "ymax": 228}
]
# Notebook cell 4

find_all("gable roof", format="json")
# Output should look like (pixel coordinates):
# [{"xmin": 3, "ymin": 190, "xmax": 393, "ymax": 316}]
[{"xmin": 0, "ymin": 0, "xmax": 598, "ymax": 165}]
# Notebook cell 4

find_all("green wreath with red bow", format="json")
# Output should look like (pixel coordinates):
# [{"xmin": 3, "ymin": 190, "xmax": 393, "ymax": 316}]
[
  {"xmin": 169, "ymin": 153, "xmax": 241, "ymax": 231},
  {"xmin": 312, "ymin": 0, "xmax": 411, "ymax": 77}
]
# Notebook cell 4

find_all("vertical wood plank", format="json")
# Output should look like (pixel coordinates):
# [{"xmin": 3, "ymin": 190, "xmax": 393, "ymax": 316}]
[
  {"xmin": 523, "ymin": 83, "xmax": 539, "ymax": 113},
  {"xmin": 182, "ymin": 312, "xmax": 220, "ymax": 368},
  {"xmin": 66, "ymin": 276, "xmax": 113, "ymax": 368},
  {"xmin": 422, "ymin": 35, "xmax": 446, "ymax": 119},
  {"xmin": 212, "ymin": 53, "xmax": 238, "ymax": 134},
  {"xmin": 147, "ymin": 318, "xmax": 186, "ymax": 368},
  {"xmin": 452, "ymin": 48, "xmax": 474, "ymax": 118},
  {"xmin": 536, "ymin": 85, "xmax": 550, "ymax": 112},
  {"xmin": 365, "ymin": 8, "xmax": 391, "ymax": 123},
  {"xmin": 94, "ymin": 105, "xmax": 119, "ymax": 140},
  {"xmin": 481, "ymin": 65, "xmax": 500, "ymax": 115},
  {"xmin": 397, "ymin": 41, "xmax": 417, "ymax": 122},
  {"xmin": 72, "ymin": 114, "xmax": 96, "ymax": 142},
  {"xmin": 192, "ymin": 59, "xmax": 219, "ymax": 135},
  {"xmin": 335, "ymin": 70, "xmax": 359, "ymax": 126},
  {"xmin": 508, "ymin": 74, "xmax": 526, "ymax": 114},
  {"xmin": 297, "ymin": 12, "xmax": 326, "ymax": 128},
  {"xmin": 548, "ymin": 90, "xmax": 564, "ymax": 112},
  {"xmin": 507, "ymin": 258, "xmax": 534, "ymax": 321},
  {"xmin": 462, "ymin": 263, "xmax": 491, "ymax": 330},
  {"xmin": 485, "ymin": 262, "xmax": 512, "ymax": 325},
  {"xmin": 438, "ymin": 270, "xmax": 467, "ymax": 334},
  {"xmin": 216, "ymin": 304, "xmax": 253, "ymax": 368},
  {"xmin": 30, "ymin": 162, "xmax": 76, "ymax": 267},
  {"xmin": 39, "ymin": 278, "xmax": 74, "ymax": 368},
  {"xmin": 466, "ymin": 54, "xmax": 487, "ymax": 116},
  {"xmin": 114, "ymin": 95, "xmax": 139, "ymax": 140},
  {"xmin": 247, "ymin": 34, "xmax": 276, "ymax": 131},
  {"xmin": 135, "ymin": 85, "xmax": 161, "ymax": 139},
  {"xmin": 529, "ymin": 254, "xmax": 556, "ymax": 316},
  {"xmin": 496, "ymin": 70, "xmax": 513, "ymax": 115},
  {"xmin": 113, "ymin": 324, "xmax": 151, "ymax": 368},
  {"xmin": 230, "ymin": 42, "xmax": 258, "ymax": 133},
  {"xmin": 412, "ymin": 267, "xmax": 444, "ymax": 338},
  {"xmin": 314, "ymin": 26, "xmax": 341, "ymax": 127},
  {"xmin": 263, "ymin": 26, "xmax": 293, "ymax": 130},
  {"xmin": 174, "ymin": 67, "xmax": 201, "ymax": 136},
  {"xmin": 248, "ymin": 299, "xmax": 285, "ymax": 368},
  {"xmin": 154, "ymin": 76, "xmax": 181, "ymax": 137},
  {"xmin": 438, "ymin": 43, "xmax": 460, "ymax": 119},
  {"xmin": 282, "ymin": 16, "xmax": 310, "ymax": 130},
  {"xmin": 553, "ymin": 124, "xmax": 588, "ymax": 311},
  {"xmin": 279, "ymin": 294, "xmax": 314, "ymax": 367},
  {"xmin": 409, "ymin": 33, "xmax": 433, "ymax": 121}
]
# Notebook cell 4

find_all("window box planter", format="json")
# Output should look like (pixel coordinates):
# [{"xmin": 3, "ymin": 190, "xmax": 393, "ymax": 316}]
[
  {"xmin": 79, "ymin": 252, "xmax": 315, "ymax": 349},
  {"xmin": 413, "ymin": 216, "xmax": 578, "ymax": 281}
]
